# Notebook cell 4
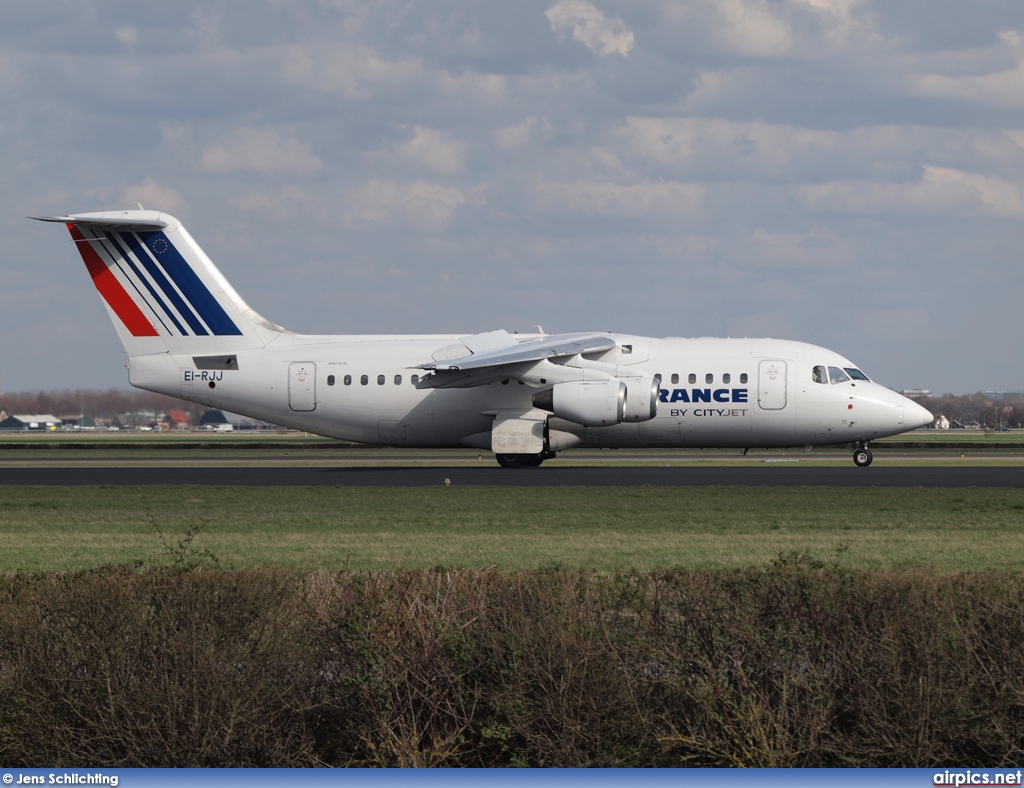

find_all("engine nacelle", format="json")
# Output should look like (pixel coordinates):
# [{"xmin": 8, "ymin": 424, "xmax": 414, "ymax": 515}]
[
  {"xmin": 532, "ymin": 375, "xmax": 660, "ymax": 426},
  {"xmin": 621, "ymin": 374, "xmax": 660, "ymax": 422},
  {"xmin": 533, "ymin": 380, "xmax": 625, "ymax": 426}
]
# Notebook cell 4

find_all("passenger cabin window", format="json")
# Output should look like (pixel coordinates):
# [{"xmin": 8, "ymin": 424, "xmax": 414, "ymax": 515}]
[
  {"xmin": 705, "ymin": 373, "xmax": 714, "ymax": 384},
  {"xmin": 344, "ymin": 375, "xmax": 352, "ymax": 386},
  {"xmin": 688, "ymin": 373, "xmax": 696, "ymax": 384},
  {"xmin": 671, "ymin": 373, "xmax": 679, "ymax": 384},
  {"xmin": 740, "ymin": 373, "xmax": 748, "ymax": 384},
  {"xmin": 411, "ymin": 374, "xmax": 420, "ymax": 385},
  {"xmin": 377, "ymin": 374, "xmax": 385, "ymax": 385},
  {"xmin": 845, "ymin": 368, "xmax": 870, "ymax": 381},
  {"xmin": 327, "ymin": 375, "xmax": 335, "ymax": 386},
  {"xmin": 723, "ymin": 373, "xmax": 731, "ymax": 384},
  {"xmin": 812, "ymin": 365, "xmax": 827, "ymax": 384},
  {"xmin": 360, "ymin": 375, "xmax": 368, "ymax": 385},
  {"xmin": 394, "ymin": 375, "xmax": 402, "ymax": 385},
  {"xmin": 828, "ymin": 366, "xmax": 850, "ymax": 384}
]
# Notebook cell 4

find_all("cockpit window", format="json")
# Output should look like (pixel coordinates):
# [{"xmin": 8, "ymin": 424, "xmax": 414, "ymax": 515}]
[
  {"xmin": 844, "ymin": 367, "xmax": 870, "ymax": 381},
  {"xmin": 828, "ymin": 366, "xmax": 850, "ymax": 384},
  {"xmin": 811, "ymin": 365, "xmax": 827, "ymax": 384}
]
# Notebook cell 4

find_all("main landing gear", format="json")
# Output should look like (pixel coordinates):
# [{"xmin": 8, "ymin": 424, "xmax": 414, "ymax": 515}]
[
  {"xmin": 495, "ymin": 450, "xmax": 556, "ymax": 468},
  {"xmin": 853, "ymin": 442, "xmax": 873, "ymax": 467}
]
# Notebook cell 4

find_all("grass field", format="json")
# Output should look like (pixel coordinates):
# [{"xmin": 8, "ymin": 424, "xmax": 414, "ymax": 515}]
[
  {"xmin": 2, "ymin": 484, "xmax": 1023, "ymax": 572},
  {"xmin": 2, "ymin": 432, "xmax": 1022, "ymax": 573}
]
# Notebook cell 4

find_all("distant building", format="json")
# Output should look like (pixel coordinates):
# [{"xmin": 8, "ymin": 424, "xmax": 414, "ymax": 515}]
[
  {"xmin": 60, "ymin": 415, "xmax": 97, "ymax": 429},
  {"xmin": 0, "ymin": 414, "xmax": 61, "ymax": 431},
  {"xmin": 901, "ymin": 389, "xmax": 932, "ymax": 399},
  {"xmin": 114, "ymin": 411, "xmax": 157, "ymax": 429},
  {"xmin": 163, "ymin": 409, "xmax": 191, "ymax": 429},
  {"xmin": 982, "ymin": 391, "xmax": 1024, "ymax": 401}
]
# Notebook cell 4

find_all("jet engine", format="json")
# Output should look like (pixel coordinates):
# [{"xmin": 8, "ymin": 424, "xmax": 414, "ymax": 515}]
[
  {"xmin": 532, "ymin": 375, "xmax": 659, "ymax": 426},
  {"xmin": 621, "ymin": 373, "xmax": 660, "ymax": 423}
]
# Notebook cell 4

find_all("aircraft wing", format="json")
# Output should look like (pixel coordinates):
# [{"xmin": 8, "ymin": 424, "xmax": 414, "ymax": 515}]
[
  {"xmin": 416, "ymin": 331, "xmax": 617, "ymax": 388},
  {"xmin": 419, "ymin": 331, "xmax": 616, "ymax": 371}
]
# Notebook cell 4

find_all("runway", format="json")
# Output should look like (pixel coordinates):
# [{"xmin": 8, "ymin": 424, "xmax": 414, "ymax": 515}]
[{"xmin": 2, "ymin": 465, "xmax": 1022, "ymax": 487}]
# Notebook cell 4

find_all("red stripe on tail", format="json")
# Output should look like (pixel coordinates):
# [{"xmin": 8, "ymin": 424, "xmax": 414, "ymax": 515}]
[{"xmin": 68, "ymin": 224, "xmax": 159, "ymax": 337}]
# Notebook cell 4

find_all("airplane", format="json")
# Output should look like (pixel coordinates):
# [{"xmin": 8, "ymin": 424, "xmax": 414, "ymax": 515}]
[{"xmin": 35, "ymin": 209, "xmax": 933, "ymax": 467}]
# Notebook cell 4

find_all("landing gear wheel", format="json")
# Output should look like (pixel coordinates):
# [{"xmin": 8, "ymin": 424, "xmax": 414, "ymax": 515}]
[
  {"xmin": 853, "ymin": 447, "xmax": 873, "ymax": 467},
  {"xmin": 496, "ymin": 453, "xmax": 545, "ymax": 468}
]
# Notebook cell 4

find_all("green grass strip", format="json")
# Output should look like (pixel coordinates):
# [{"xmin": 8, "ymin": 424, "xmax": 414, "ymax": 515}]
[{"xmin": 2, "ymin": 485, "xmax": 1022, "ymax": 573}]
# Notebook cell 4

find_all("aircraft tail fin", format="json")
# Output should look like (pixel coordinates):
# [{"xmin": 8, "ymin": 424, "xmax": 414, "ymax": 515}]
[{"xmin": 34, "ymin": 210, "xmax": 287, "ymax": 358}]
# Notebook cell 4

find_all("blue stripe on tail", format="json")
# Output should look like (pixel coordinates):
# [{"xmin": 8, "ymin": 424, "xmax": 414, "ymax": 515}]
[
  {"xmin": 118, "ymin": 232, "xmax": 210, "ymax": 336},
  {"xmin": 137, "ymin": 231, "xmax": 243, "ymax": 337}
]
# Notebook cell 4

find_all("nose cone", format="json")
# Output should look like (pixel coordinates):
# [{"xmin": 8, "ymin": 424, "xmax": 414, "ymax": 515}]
[{"xmin": 904, "ymin": 399, "xmax": 933, "ymax": 430}]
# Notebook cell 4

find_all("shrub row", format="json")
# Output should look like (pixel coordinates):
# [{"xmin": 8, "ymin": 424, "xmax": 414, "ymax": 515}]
[{"xmin": 1, "ymin": 560, "xmax": 1023, "ymax": 767}]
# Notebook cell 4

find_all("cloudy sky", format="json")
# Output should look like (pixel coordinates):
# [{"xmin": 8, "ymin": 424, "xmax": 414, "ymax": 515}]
[{"xmin": 3, "ymin": 0, "xmax": 1023, "ymax": 395}]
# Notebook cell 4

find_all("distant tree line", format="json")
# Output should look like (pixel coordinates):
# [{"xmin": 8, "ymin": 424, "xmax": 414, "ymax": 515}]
[
  {"xmin": 0, "ymin": 389, "xmax": 206, "ymax": 423},
  {"xmin": 913, "ymin": 392, "xmax": 1024, "ymax": 429}
]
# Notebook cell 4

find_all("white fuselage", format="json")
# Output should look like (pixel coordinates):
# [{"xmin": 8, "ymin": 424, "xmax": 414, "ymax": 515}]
[{"xmin": 130, "ymin": 333, "xmax": 931, "ymax": 450}]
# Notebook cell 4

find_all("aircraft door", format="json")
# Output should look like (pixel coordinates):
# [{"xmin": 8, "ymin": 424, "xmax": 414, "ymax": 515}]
[
  {"xmin": 288, "ymin": 362, "xmax": 316, "ymax": 412},
  {"xmin": 758, "ymin": 360, "xmax": 787, "ymax": 410}
]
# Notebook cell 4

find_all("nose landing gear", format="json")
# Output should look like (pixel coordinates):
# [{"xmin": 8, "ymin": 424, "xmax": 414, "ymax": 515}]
[{"xmin": 853, "ymin": 442, "xmax": 873, "ymax": 467}]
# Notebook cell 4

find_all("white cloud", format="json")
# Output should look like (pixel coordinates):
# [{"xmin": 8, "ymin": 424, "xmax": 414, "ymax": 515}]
[
  {"xmin": 284, "ymin": 43, "xmax": 424, "ymax": 100},
  {"xmin": 342, "ymin": 179, "xmax": 468, "ymax": 232},
  {"xmin": 494, "ymin": 117, "xmax": 549, "ymax": 151},
  {"xmin": 611, "ymin": 117, "xmax": 1024, "ymax": 184},
  {"xmin": 617, "ymin": 116, "xmax": 836, "ymax": 166},
  {"xmin": 681, "ymin": 70, "xmax": 743, "ymax": 110},
  {"xmin": 391, "ymin": 126, "xmax": 464, "ymax": 175},
  {"xmin": 799, "ymin": 165, "xmax": 1024, "ymax": 218},
  {"xmin": 788, "ymin": 0, "xmax": 871, "ymax": 45},
  {"xmin": 114, "ymin": 26, "xmax": 139, "ymax": 47},
  {"xmin": 437, "ymin": 70, "xmax": 505, "ymax": 101},
  {"xmin": 746, "ymin": 227, "xmax": 852, "ymax": 268},
  {"xmin": 533, "ymin": 179, "xmax": 705, "ymax": 219},
  {"xmin": 119, "ymin": 179, "xmax": 186, "ymax": 216},
  {"xmin": 231, "ymin": 186, "xmax": 312, "ymax": 213},
  {"xmin": 712, "ymin": 0, "xmax": 794, "ymax": 57},
  {"xmin": 913, "ymin": 59, "xmax": 1024, "ymax": 108},
  {"xmin": 906, "ymin": 31, "xmax": 1024, "ymax": 108},
  {"xmin": 200, "ymin": 128, "xmax": 323, "ymax": 175},
  {"xmin": 545, "ymin": 0, "xmax": 635, "ymax": 57}
]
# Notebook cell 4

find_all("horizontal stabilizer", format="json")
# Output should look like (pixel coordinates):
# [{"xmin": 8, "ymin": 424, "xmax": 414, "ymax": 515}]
[{"xmin": 32, "ymin": 212, "xmax": 170, "ymax": 232}]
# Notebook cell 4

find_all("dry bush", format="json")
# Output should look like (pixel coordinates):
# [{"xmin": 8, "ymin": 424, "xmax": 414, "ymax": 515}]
[
  {"xmin": 2, "ymin": 562, "xmax": 1023, "ymax": 767},
  {"xmin": 0, "ymin": 567, "xmax": 320, "ymax": 766}
]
